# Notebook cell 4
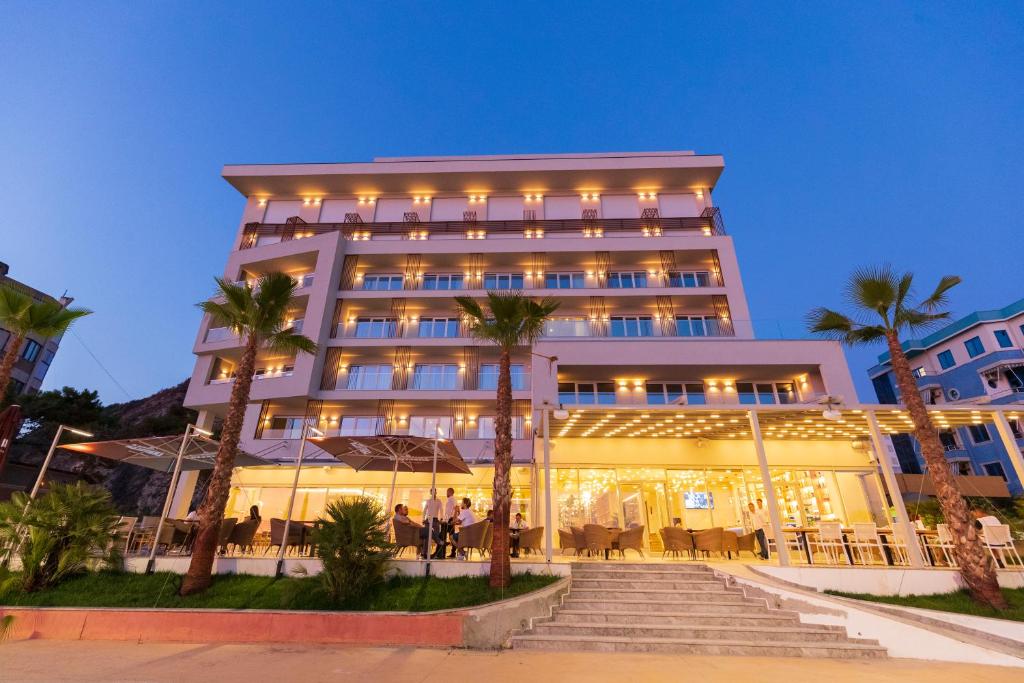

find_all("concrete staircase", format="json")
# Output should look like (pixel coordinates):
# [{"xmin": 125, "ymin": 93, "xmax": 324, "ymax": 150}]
[{"xmin": 511, "ymin": 563, "xmax": 887, "ymax": 658}]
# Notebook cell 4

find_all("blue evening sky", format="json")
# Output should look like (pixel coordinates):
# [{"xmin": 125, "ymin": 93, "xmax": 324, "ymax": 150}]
[{"xmin": 2, "ymin": 2, "xmax": 1021, "ymax": 404}]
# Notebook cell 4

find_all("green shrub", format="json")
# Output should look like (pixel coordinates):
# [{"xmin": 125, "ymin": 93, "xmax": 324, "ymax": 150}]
[
  {"xmin": 312, "ymin": 497, "xmax": 395, "ymax": 606},
  {"xmin": 0, "ymin": 483, "xmax": 121, "ymax": 592}
]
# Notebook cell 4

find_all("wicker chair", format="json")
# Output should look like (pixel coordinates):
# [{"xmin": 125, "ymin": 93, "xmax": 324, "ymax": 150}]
[
  {"xmin": 481, "ymin": 522, "xmax": 494, "ymax": 558},
  {"xmin": 216, "ymin": 518, "xmax": 238, "ymax": 553},
  {"xmin": 735, "ymin": 531, "xmax": 758, "ymax": 558},
  {"xmin": 558, "ymin": 528, "xmax": 579, "ymax": 555},
  {"xmin": 392, "ymin": 521, "xmax": 422, "ymax": 558},
  {"xmin": 456, "ymin": 520, "xmax": 491, "ymax": 560},
  {"xmin": 571, "ymin": 526, "xmax": 587, "ymax": 556},
  {"xmin": 583, "ymin": 524, "xmax": 613, "ymax": 558},
  {"xmin": 694, "ymin": 527, "xmax": 737, "ymax": 559},
  {"xmin": 519, "ymin": 526, "xmax": 544, "ymax": 555},
  {"xmin": 268, "ymin": 518, "xmax": 304, "ymax": 556},
  {"xmin": 616, "ymin": 525, "xmax": 645, "ymax": 558},
  {"xmin": 226, "ymin": 518, "xmax": 260, "ymax": 555},
  {"xmin": 661, "ymin": 527, "xmax": 695, "ymax": 559}
]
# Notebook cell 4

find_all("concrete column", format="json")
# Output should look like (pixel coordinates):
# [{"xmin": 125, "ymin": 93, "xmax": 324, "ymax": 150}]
[
  {"xmin": 542, "ymin": 407, "xmax": 553, "ymax": 564},
  {"xmin": 992, "ymin": 411, "xmax": 1024, "ymax": 491},
  {"xmin": 747, "ymin": 411, "xmax": 789, "ymax": 567},
  {"xmin": 864, "ymin": 410, "xmax": 925, "ymax": 567},
  {"xmin": 170, "ymin": 410, "xmax": 215, "ymax": 517}
]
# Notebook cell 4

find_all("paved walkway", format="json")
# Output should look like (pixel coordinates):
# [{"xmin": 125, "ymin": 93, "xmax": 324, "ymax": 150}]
[{"xmin": 0, "ymin": 642, "xmax": 1019, "ymax": 682}]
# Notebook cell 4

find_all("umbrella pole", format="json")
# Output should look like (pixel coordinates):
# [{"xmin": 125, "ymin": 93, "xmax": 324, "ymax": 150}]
[
  {"xmin": 425, "ymin": 433, "xmax": 439, "ymax": 578},
  {"xmin": 384, "ymin": 456, "xmax": 400, "ymax": 539},
  {"xmin": 147, "ymin": 424, "xmax": 195, "ymax": 574},
  {"xmin": 277, "ymin": 423, "xmax": 314, "ymax": 578}
]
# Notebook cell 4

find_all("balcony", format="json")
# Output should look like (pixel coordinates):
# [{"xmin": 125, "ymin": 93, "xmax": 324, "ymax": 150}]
[
  {"xmin": 240, "ymin": 208, "xmax": 726, "ymax": 249},
  {"xmin": 204, "ymin": 327, "xmax": 238, "ymax": 343},
  {"xmin": 349, "ymin": 269, "xmax": 723, "ymax": 293}
]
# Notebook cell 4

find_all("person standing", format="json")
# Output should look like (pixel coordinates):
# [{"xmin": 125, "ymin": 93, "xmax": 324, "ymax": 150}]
[
  {"xmin": 422, "ymin": 491, "xmax": 442, "ymax": 559},
  {"xmin": 748, "ymin": 501, "xmax": 770, "ymax": 560},
  {"xmin": 442, "ymin": 487, "xmax": 458, "ymax": 559}
]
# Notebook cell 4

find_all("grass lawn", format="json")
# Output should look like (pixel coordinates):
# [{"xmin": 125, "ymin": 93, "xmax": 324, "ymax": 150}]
[
  {"xmin": 827, "ymin": 587, "xmax": 1024, "ymax": 622},
  {"xmin": 0, "ymin": 571, "xmax": 560, "ymax": 612}
]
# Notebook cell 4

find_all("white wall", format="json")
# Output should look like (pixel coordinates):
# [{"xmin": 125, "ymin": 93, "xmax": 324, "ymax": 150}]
[
  {"xmin": 658, "ymin": 193, "xmax": 700, "ymax": 217},
  {"xmin": 263, "ymin": 200, "xmax": 304, "ymax": 223}
]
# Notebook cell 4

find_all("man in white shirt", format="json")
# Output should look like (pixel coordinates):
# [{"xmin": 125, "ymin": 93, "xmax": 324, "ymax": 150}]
[
  {"xmin": 748, "ymin": 500, "xmax": 770, "ymax": 560},
  {"xmin": 510, "ymin": 512, "xmax": 529, "ymax": 557},
  {"xmin": 442, "ymin": 487, "xmax": 458, "ymax": 559},
  {"xmin": 454, "ymin": 498, "xmax": 477, "ymax": 559},
  {"xmin": 422, "ymin": 492, "xmax": 442, "ymax": 559}
]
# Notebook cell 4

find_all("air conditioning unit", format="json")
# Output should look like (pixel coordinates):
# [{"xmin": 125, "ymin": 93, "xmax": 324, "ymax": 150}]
[{"xmin": 947, "ymin": 387, "xmax": 961, "ymax": 401}]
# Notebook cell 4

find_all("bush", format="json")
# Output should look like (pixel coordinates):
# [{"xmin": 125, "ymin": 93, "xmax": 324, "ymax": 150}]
[
  {"xmin": 0, "ymin": 483, "xmax": 121, "ymax": 592},
  {"xmin": 312, "ymin": 497, "xmax": 395, "ymax": 606}
]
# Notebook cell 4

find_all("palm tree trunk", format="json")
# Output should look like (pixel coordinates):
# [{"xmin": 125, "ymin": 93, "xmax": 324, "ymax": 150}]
[
  {"xmin": 885, "ymin": 331, "xmax": 1006, "ymax": 609},
  {"xmin": 180, "ymin": 334, "xmax": 259, "ymax": 596},
  {"xmin": 489, "ymin": 348, "xmax": 513, "ymax": 589},
  {"xmin": 0, "ymin": 334, "xmax": 24, "ymax": 402}
]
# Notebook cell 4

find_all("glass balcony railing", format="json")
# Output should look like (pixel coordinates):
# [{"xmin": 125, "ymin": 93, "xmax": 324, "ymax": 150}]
[{"xmin": 204, "ymin": 327, "xmax": 237, "ymax": 343}]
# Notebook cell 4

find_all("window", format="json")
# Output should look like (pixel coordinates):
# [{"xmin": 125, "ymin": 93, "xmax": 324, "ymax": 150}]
[
  {"xmin": 345, "ymin": 364, "xmax": 393, "ymax": 390},
  {"xmin": 478, "ymin": 364, "xmax": 525, "ymax": 390},
  {"xmin": 645, "ymin": 382, "xmax": 705, "ymax": 405},
  {"xmin": 668, "ymin": 271, "xmax": 711, "ymax": 288},
  {"xmin": 423, "ymin": 273, "xmax": 464, "ymax": 291},
  {"xmin": 21, "ymin": 339, "xmax": 41, "ymax": 363},
  {"xmin": 478, "ymin": 416, "xmax": 525, "ymax": 439},
  {"xmin": 610, "ymin": 316, "xmax": 654, "ymax": 337},
  {"xmin": 411, "ymin": 364, "xmax": 459, "ymax": 390},
  {"xmin": 253, "ymin": 364, "xmax": 294, "ymax": 379},
  {"xmin": 483, "ymin": 273, "xmax": 524, "ymax": 290},
  {"xmin": 983, "ymin": 461, "xmax": 1008, "ymax": 481},
  {"xmin": 968, "ymin": 423, "xmax": 992, "ymax": 444},
  {"xmin": 994, "ymin": 330, "xmax": 1013, "ymax": 348},
  {"xmin": 675, "ymin": 315, "xmax": 721, "ymax": 337},
  {"xmin": 268, "ymin": 417, "xmax": 306, "ymax": 439},
  {"xmin": 964, "ymin": 336, "xmax": 985, "ymax": 358},
  {"xmin": 408, "ymin": 416, "xmax": 452, "ymax": 438},
  {"xmin": 1009, "ymin": 418, "xmax": 1022, "ymax": 439},
  {"xmin": 558, "ymin": 381, "xmax": 616, "ymax": 405},
  {"xmin": 339, "ymin": 417, "xmax": 378, "ymax": 436},
  {"xmin": 544, "ymin": 272, "xmax": 585, "ymax": 289},
  {"xmin": 354, "ymin": 317, "xmax": 397, "ymax": 338},
  {"xmin": 606, "ymin": 271, "xmax": 647, "ymax": 289},
  {"xmin": 912, "ymin": 367, "xmax": 927, "ymax": 378},
  {"xmin": 938, "ymin": 429, "xmax": 961, "ymax": 451},
  {"xmin": 361, "ymin": 274, "xmax": 403, "ymax": 291},
  {"xmin": 418, "ymin": 317, "xmax": 460, "ymax": 338},
  {"xmin": 736, "ymin": 382, "xmax": 795, "ymax": 405},
  {"xmin": 937, "ymin": 350, "xmax": 956, "ymax": 369}
]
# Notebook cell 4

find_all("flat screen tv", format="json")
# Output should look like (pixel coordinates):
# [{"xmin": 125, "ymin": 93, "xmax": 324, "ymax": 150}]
[{"xmin": 684, "ymin": 491, "xmax": 714, "ymax": 510}]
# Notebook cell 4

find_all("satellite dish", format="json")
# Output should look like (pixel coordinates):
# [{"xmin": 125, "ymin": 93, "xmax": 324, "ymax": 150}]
[{"xmin": 553, "ymin": 409, "xmax": 570, "ymax": 420}]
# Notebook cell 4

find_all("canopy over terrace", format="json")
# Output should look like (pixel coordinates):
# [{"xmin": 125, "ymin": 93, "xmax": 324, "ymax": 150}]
[
  {"xmin": 538, "ymin": 403, "xmax": 1024, "ymax": 567},
  {"xmin": 59, "ymin": 434, "xmax": 271, "ymax": 472}
]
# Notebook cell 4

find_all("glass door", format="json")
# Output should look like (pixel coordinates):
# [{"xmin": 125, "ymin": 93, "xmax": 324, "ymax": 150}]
[{"xmin": 618, "ymin": 481, "xmax": 669, "ymax": 551}]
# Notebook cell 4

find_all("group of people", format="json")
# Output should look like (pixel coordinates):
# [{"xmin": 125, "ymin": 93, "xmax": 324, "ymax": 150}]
[{"xmin": 393, "ymin": 487, "xmax": 530, "ymax": 559}]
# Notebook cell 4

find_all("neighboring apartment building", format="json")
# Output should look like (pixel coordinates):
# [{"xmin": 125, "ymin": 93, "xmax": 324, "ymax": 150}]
[
  {"xmin": 184, "ymin": 151, "xmax": 893, "ymax": 541},
  {"xmin": 0, "ymin": 262, "xmax": 73, "ymax": 395},
  {"xmin": 868, "ymin": 298, "xmax": 1024, "ymax": 494}
]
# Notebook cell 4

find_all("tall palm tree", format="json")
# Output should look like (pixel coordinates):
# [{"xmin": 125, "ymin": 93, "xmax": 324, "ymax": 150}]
[
  {"xmin": 180, "ymin": 273, "xmax": 317, "ymax": 595},
  {"xmin": 807, "ymin": 265, "xmax": 1005, "ymax": 609},
  {"xmin": 455, "ymin": 291, "xmax": 559, "ymax": 588},
  {"xmin": 0, "ymin": 286, "xmax": 91, "ymax": 401}
]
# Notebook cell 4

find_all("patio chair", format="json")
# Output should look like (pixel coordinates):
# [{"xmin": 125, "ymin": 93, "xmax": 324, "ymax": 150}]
[
  {"xmin": 267, "ymin": 518, "xmax": 304, "ymax": 556},
  {"xmin": 216, "ymin": 518, "xmax": 238, "ymax": 554},
  {"xmin": 811, "ymin": 522, "xmax": 848, "ymax": 565},
  {"xmin": 661, "ymin": 526, "xmax": 694, "ymax": 559},
  {"xmin": 928, "ymin": 524, "xmax": 958, "ymax": 567},
  {"xmin": 225, "ymin": 518, "xmax": 260, "ymax": 555},
  {"xmin": 130, "ymin": 515, "xmax": 162, "ymax": 554},
  {"xmin": 393, "ymin": 521, "xmax": 422, "ymax": 558},
  {"xmin": 558, "ymin": 528, "xmax": 579, "ymax": 556},
  {"xmin": 734, "ymin": 531, "xmax": 758, "ymax": 558},
  {"xmin": 518, "ymin": 526, "xmax": 544, "ymax": 556},
  {"xmin": 616, "ymin": 525, "xmax": 645, "ymax": 559},
  {"xmin": 114, "ymin": 516, "xmax": 136, "ymax": 555},
  {"xmin": 456, "ymin": 520, "xmax": 491, "ymax": 560},
  {"xmin": 583, "ymin": 524, "xmax": 613, "ymax": 558},
  {"xmin": 481, "ymin": 522, "xmax": 494, "ymax": 558},
  {"xmin": 849, "ymin": 523, "xmax": 887, "ymax": 565},
  {"xmin": 571, "ymin": 526, "xmax": 587, "ymax": 556},
  {"xmin": 694, "ymin": 527, "xmax": 732, "ymax": 559},
  {"xmin": 982, "ymin": 524, "xmax": 1022, "ymax": 568}
]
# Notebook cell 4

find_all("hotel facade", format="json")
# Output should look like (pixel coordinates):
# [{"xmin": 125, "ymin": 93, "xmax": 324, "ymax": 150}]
[{"xmin": 180, "ymin": 152, "xmax": 1024, "ymax": 561}]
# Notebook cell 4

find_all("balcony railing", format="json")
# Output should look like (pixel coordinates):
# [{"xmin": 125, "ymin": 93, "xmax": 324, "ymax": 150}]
[
  {"xmin": 241, "ymin": 208, "xmax": 726, "ymax": 249},
  {"xmin": 204, "ymin": 327, "xmax": 237, "ymax": 343},
  {"xmin": 338, "ymin": 320, "xmax": 734, "ymax": 340},
  {"xmin": 350, "ymin": 270, "xmax": 722, "ymax": 292}
]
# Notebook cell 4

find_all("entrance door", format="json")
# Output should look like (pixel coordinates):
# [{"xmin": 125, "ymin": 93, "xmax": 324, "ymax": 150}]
[{"xmin": 619, "ymin": 482, "xmax": 669, "ymax": 551}]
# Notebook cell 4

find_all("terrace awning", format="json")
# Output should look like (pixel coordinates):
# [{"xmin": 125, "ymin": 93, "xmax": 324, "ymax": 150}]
[
  {"xmin": 309, "ymin": 435, "xmax": 472, "ymax": 474},
  {"xmin": 59, "ymin": 434, "xmax": 270, "ymax": 473}
]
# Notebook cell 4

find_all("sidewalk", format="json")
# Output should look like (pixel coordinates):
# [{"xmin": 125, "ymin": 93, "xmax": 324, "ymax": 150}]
[{"xmin": 0, "ymin": 641, "xmax": 1019, "ymax": 683}]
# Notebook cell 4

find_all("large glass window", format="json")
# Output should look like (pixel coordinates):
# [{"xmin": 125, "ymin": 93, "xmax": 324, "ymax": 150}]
[
  {"xmin": 607, "ymin": 271, "xmax": 647, "ymax": 288},
  {"xmin": 339, "ymin": 417, "xmax": 378, "ymax": 436},
  {"xmin": 477, "ymin": 416, "xmax": 525, "ymax": 439},
  {"xmin": 417, "ymin": 317, "xmax": 460, "ymax": 338},
  {"xmin": 736, "ymin": 382, "xmax": 795, "ymax": 405},
  {"xmin": 968, "ymin": 423, "xmax": 992, "ymax": 444},
  {"xmin": 675, "ymin": 315, "xmax": 721, "ymax": 337},
  {"xmin": 345, "ymin": 364, "xmax": 393, "ymax": 390},
  {"xmin": 984, "ymin": 461, "xmax": 1008, "ymax": 481},
  {"xmin": 478, "ymin": 364, "xmax": 525, "ymax": 390},
  {"xmin": 354, "ymin": 317, "xmax": 397, "ymax": 338},
  {"xmin": 558, "ymin": 381, "xmax": 616, "ymax": 404},
  {"xmin": 964, "ymin": 336, "xmax": 985, "ymax": 358},
  {"xmin": 423, "ymin": 273, "xmax": 464, "ymax": 290},
  {"xmin": 645, "ymin": 382, "xmax": 706, "ymax": 405},
  {"xmin": 408, "ymin": 416, "xmax": 453, "ymax": 438},
  {"xmin": 937, "ymin": 349, "xmax": 956, "ymax": 369},
  {"xmin": 610, "ymin": 315, "xmax": 654, "ymax": 337},
  {"xmin": 483, "ymin": 272, "xmax": 524, "ymax": 290},
  {"xmin": 411, "ymin": 364, "xmax": 459, "ymax": 389},
  {"xmin": 21, "ymin": 339, "xmax": 42, "ymax": 363},
  {"xmin": 994, "ymin": 330, "xmax": 1013, "ymax": 348},
  {"xmin": 361, "ymin": 274, "xmax": 403, "ymax": 290},
  {"xmin": 544, "ymin": 272, "xmax": 585, "ymax": 289},
  {"xmin": 938, "ymin": 429, "xmax": 961, "ymax": 451},
  {"xmin": 668, "ymin": 271, "xmax": 711, "ymax": 288},
  {"xmin": 268, "ymin": 416, "xmax": 305, "ymax": 439}
]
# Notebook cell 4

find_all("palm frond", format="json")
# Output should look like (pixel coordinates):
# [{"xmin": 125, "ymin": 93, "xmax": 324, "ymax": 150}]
[
  {"xmin": 894, "ymin": 271, "xmax": 914, "ymax": 315},
  {"xmin": 919, "ymin": 275, "xmax": 961, "ymax": 311},
  {"xmin": 0, "ymin": 286, "xmax": 90, "ymax": 338},
  {"xmin": 844, "ymin": 325, "xmax": 888, "ymax": 344},
  {"xmin": 844, "ymin": 264, "xmax": 898, "ymax": 319},
  {"xmin": 266, "ymin": 329, "xmax": 318, "ymax": 356},
  {"xmin": 895, "ymin": 309, "xmax": 951, "ymax": 333}
]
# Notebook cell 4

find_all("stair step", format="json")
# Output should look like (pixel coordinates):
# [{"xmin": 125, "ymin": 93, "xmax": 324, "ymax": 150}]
[
  {"xmin": 568, "ymin": 588, "xmax": 744, "ymax": 601},
  {"xmin": 562, "ymin": 599, "xmax": 768, "ymax": 614},
  {"xmin": 553, "ymin": 610, "xmax": 802, "ymax": 627},
  {"xmin": 532, "ymin": 622, "xmax": 849, "ymax": 642},
  {"xmin": 571, "ymin": 578, "xmax": 730, "ymax": 591},
  {"xmin": 570, "ymin": 562, "xmax": 709, "ymax": 571},
  {"xmin": 570, "ymin": 569, "xmax": 716, "ymax": 581},
  {"xmin": 510, "ymin": 634, "xmax": 887, "ymax": 659}
]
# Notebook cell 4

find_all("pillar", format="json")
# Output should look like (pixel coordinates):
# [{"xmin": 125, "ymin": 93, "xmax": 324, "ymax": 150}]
[
  {"xmin": 992, "ymin": 411, "xmax": 1024, "ymax": 492},
  {"xmin": 747, "ymin": 411, "xmax": 789, "ymax": 567},
  {"xmin": 865, "ymin": 410, "xmax": 925, "ymax": 567},
  {"xmin": 543, "ymin": 407, "xmax": 553, "ymax": 564}
]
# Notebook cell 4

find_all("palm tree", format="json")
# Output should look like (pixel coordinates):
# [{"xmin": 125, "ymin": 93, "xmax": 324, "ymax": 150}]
[
  {"xmin": 455, "ymin": 292, "xmax": 559, "ymax": 588},
  {"xmin": 807, "ymin": 266, "xmax": 1006, "ymax": 609},
  {"xmin": 180, "ymin": 273, "xmax": 317, "ymax": 595},
  {"xmin": 0, "ymin": 286, "xmax": 91, "ymax": 401}
]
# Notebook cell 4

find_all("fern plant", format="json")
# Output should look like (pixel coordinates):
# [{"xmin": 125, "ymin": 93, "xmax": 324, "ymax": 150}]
[{"xmin": 312, "ymin": 497, "xmax": 395, "ymax": 606}]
